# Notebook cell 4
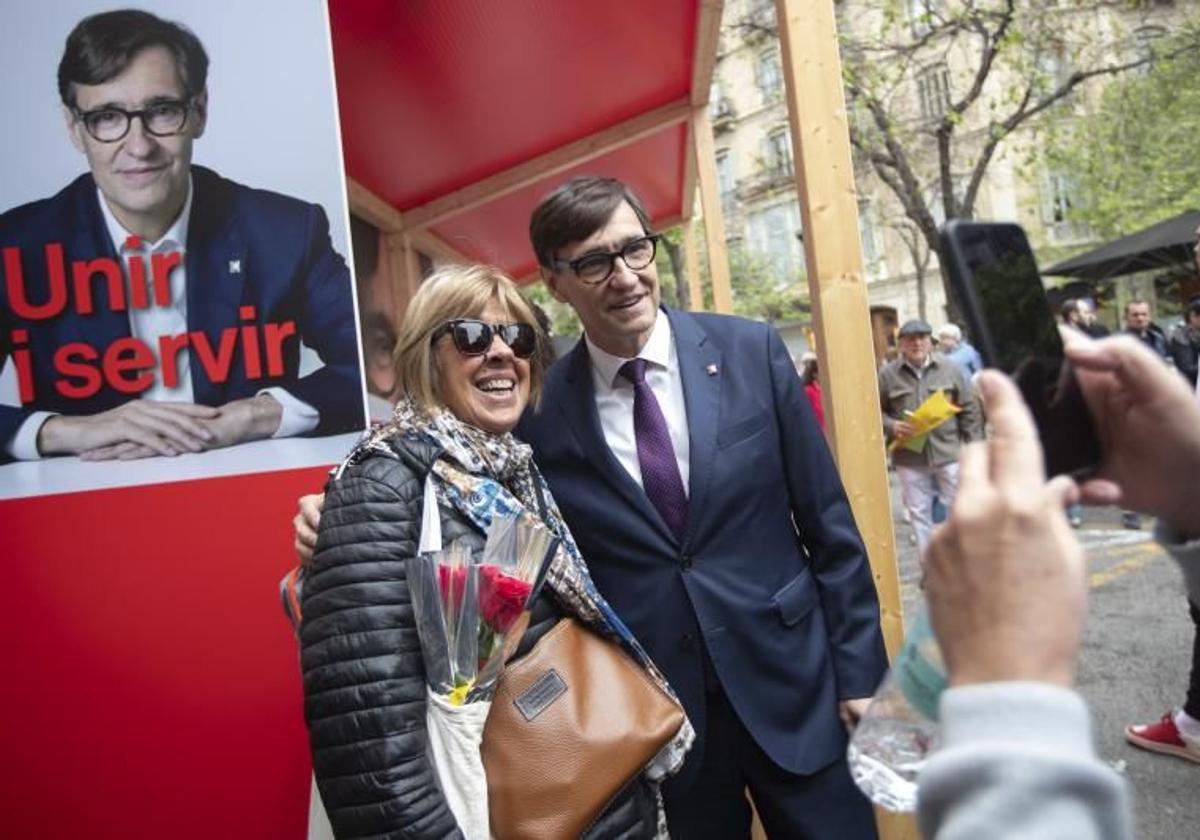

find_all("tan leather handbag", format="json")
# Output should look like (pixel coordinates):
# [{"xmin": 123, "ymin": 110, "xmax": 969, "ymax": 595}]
[{"xmin": 481, "ymin": 617, "xmax": 684, "ymax": 839}]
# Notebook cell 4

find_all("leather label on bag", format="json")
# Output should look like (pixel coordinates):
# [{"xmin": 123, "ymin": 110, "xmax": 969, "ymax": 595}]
[{"xmin": 514, "ymin": 669, "xmax": 567, "ymax": 721}]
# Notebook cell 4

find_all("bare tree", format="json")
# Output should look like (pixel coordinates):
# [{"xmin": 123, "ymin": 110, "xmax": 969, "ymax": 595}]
[
  {"xmin": 660, "ymin": 230, "xmax": 690, "ymax": 310},
  {"xmin": 892, "ymin": 220, "xmax": 932, "ymax": 321}
]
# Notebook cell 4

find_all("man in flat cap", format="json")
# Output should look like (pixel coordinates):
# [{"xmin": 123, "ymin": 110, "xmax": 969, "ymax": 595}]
[{"xmin": 879, "ymin": 319, "xmax": 983, "ymax": 559}]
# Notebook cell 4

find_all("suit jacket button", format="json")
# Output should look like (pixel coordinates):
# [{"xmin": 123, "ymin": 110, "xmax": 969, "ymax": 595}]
[
  {"xmin": 680, "ymin": 555, "xmax": 693, "ymax": 570},
  {"xmin": 680, "ymin": 632, "xmax": 696, "ymax": 650}
]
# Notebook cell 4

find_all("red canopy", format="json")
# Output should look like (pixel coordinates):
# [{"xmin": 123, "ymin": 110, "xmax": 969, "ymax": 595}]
[{"xmin": 329, "ymin": 0, "xmax": 712, "ymax": 279}]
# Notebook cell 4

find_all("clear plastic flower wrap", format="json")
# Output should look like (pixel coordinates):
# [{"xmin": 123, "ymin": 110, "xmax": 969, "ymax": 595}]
[{"xmin": 407, "ymin": 513, "xmax": 559, "ymax": 705}]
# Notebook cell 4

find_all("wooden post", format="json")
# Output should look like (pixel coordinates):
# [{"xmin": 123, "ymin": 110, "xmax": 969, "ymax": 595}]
[
  {"xmin": 773, "ymin": 1, "xmax": 911, "ymax": 833},
  {"xmin": 773, "ymin": 0, "xmax": 902, "ymax": 653},
  {"xmin": 774, "ymin": 0, "xmax": 911, "ymax": 831},
  {"xmin": 683, "ymin": 218, "xmax": 704, "ymax": 311},
  {"xmin": 385, "ymin": 232, "xmax": 424, "ymax": 323},
  {"xmin": 692, "ymin": 108, "xmax": 734, "ymax": 314}
]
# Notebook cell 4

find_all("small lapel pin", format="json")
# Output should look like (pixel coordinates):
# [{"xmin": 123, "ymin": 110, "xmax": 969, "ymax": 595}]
[
  {"xmin": 705, "ymin": 364, "xmax": 718, "ymax": 376},
  {"xmin": 229, "ymin": 259, "xmax": 241, "ymax": 274}
]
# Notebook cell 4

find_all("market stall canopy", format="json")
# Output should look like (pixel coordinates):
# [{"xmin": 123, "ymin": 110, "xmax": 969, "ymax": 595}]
[
  {"xmin": 1042, "ymin": 210, "xmax": 1200, "ymax": 281},
  {"xmin": 328, "ymin": 0, "xmax": 719, "ymax": 280}
]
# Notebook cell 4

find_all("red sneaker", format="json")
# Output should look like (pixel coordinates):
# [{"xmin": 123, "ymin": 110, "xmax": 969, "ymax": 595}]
[{"xmin": 1125, "ymin": 712, "xmax": 1200, "ymax": 764}]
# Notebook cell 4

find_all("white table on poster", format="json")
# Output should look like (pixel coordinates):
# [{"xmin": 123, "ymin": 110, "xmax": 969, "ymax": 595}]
[{"xmin": 0, "ymin": 432, "xmax": 363, "ymax": 501}]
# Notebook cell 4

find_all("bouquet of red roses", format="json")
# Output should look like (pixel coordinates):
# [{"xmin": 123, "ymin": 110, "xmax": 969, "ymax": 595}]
[
  {"xmin": 408, "ymin": 513, "xmax": 558, "ymax": 705},
  {"xmin": 409, "ymin": 513, "xmax": 559, "ymax": 837}
]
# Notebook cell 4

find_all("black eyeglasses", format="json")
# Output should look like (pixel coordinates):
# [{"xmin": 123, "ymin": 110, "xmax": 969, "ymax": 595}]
[
  {"xmin": 431, "ymin": 319, "xmax": 537, "ymax": 359},
  {"xmin": 553, "ymin": 234, "xmax": 659, "ymax": 285},
  {"xmin": 72, "ymin": 99, "xmax": 194, "ymax": 143}
]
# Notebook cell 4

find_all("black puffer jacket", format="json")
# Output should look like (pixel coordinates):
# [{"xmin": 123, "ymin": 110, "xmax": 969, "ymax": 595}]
[{"xmin": 300, "ymin": 434, "xmax": 657, "ymax": 839}]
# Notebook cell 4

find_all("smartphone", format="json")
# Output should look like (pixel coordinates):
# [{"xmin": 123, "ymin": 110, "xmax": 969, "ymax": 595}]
[{"xmin": 938, "ymin": 220, "xmax": 1101, "ymax": 477}]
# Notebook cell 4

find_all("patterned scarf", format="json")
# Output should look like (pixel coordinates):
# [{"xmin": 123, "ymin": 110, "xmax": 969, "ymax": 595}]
[{"xmin": 352, "ymin": 398, "xmax": 694, "ymax": 782}]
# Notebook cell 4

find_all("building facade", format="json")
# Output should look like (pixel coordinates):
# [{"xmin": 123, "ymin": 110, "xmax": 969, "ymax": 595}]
[{"xmin": 710, "ymin": 0, "xmax": 1191, "ymax": 346}]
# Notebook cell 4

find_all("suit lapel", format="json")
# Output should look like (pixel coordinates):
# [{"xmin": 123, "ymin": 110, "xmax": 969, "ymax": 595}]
[
  {"xmin": 184, "ymin": 168, "xmax": 246, "ymax": 404},
  {"xmin": 555, "ymin": 338, "xmax": 676, "ymax": 543},
  {"xmin": 666, "ymin": 308, "xmax": 722, "ymax": 545},
  {"xmin": 72, "ymin": 178, "xmax": 131, "ymax": 352}
]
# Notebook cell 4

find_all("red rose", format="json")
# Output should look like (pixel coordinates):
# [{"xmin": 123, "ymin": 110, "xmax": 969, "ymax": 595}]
[
  {"xmin": 478, "ymin": 564, "xmax": 533, "ymax": 632},
  {"xmin": 437, "ymin": 563, "xmax": 468, "ymax": 613}
]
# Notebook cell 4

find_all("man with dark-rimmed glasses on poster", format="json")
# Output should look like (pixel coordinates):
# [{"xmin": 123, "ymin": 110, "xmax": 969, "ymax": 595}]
[{"xmin": 0, "ymin": 8, "xmax": 362, "ymax": 465}]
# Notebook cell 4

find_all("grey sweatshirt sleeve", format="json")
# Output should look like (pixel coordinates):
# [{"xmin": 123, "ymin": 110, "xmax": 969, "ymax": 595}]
[
  {"xmin": 1153, "ymin": 520, "xmax": 1200, "ymax": 603},
  {"xmin": 917, "ymin": 682, "xmax": 1132, "ymax": 840}
]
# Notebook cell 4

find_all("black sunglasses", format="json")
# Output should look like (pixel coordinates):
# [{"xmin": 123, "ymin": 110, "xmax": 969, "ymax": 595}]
[{"xmin": 431, "ymin": 319, "xmax": 537, "ymax": 359}]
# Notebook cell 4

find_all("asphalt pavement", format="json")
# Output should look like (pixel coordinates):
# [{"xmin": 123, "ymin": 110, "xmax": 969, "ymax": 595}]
[{"xmin": 888, "ymin": 477, "xmax": 1199, "ymax": 839}]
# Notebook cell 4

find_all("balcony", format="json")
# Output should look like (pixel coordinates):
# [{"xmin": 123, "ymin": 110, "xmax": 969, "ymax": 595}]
[
  {"xmin": 738, "ymin": 161, "xmax": 795, "ymax": 200},
  {"xmin": 712, "ymin": 97, "xmax": 737, "ymax": 133}
]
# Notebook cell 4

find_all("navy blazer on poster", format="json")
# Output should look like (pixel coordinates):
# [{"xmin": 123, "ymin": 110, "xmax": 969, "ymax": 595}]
[
  {"xmin": 519, "ymin": 307, "xmax": 887, "ymax": 778},
  {"xmin": 0, "ymin": 165, "xmax": 363, "ymax": 461}
]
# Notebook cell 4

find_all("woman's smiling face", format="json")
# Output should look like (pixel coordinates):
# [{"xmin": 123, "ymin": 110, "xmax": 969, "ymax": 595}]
[{"xmin": 434, "ymin": 297, "xmax": 531, "ymax": 434}]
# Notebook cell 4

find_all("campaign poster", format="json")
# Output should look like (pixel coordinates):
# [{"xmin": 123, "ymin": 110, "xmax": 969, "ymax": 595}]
[
  {"xmin": 0, "ymin": 0, "xmax": 368, "ymax": 501},
  {"xmin": 0, "ymin": 2, "xmax": 362, "ymax": 837}
]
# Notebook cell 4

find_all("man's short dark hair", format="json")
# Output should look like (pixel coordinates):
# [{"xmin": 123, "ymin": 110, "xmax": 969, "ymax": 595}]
[
  {"xmin": 529, "ymin": 176, "xmax": 653, "ymax": 269},
  {"xmin": 1060, "ymin": 298, "xmax": 1080, "ymax": 323},
  {"xmin": 1125, "ymin": 299, "xmax": 1150, "ymax": 315},
  {"xmin": 58, "ymin": 9, "xmax": 208, "ymax": 108}
]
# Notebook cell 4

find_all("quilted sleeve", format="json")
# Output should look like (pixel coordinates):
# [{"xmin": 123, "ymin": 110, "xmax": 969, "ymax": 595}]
[{"xmin": 299, "ymin": 456, "xmax": 462, "ymax": 839}]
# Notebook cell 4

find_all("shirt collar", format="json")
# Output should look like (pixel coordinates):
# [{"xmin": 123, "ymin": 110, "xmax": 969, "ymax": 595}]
[
  {"xmin": 98, "ymin": 173, "xmax": 194, "ymax": 254},
  {"xmin": 902, "ymin": 353, "xmax": 935, "ymax": 376},
  {"xmin": 586, "ymin": 307, "xmax": 673, "ymax": 387}
]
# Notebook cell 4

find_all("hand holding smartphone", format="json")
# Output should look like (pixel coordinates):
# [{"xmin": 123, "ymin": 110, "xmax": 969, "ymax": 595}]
[{"xmin": 938, "ymin": 220, "xmax": 1102, "ymax": 478}]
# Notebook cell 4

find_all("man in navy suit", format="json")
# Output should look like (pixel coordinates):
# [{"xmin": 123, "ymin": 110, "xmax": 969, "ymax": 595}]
[
  {"xmin": 520, "ymin": 177, "xmax": 887, "ymax": 837},
  {"xmin": 293, "ymin": 176, "xmax": 887, "ymax": 836},
  {"xmin": 0, "ymin": 9, "xmax": 362, "ymax": 464}
]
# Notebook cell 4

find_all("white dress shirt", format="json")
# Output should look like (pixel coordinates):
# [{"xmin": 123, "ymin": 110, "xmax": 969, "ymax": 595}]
[
  {"xmin": 585, "ymin": 308, "xmax": 690, "ymax": 495},
  {"xmin": 9, "ymin": 178, "xmax": 317, "ymax": 459}
]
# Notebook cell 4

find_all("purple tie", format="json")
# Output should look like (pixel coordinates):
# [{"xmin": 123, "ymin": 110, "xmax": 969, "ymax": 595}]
[{"xmin": 620, "ymin": 358, "xmax": 688, "ymax": 539}]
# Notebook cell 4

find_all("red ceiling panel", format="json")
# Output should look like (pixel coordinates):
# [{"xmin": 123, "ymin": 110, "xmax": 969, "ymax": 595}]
[
  {"xmin": 329, "ymin": 0, "xmax": 698, "ymax": 211},
  {"xmin": 427, "ymin": 125, "xmax": 688, "ymax": 279}
]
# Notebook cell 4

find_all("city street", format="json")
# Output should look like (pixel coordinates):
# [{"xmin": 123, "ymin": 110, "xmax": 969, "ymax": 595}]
[{"xmin": 890, "ymin": 482, "xmax": 1199, "ymax": 838}]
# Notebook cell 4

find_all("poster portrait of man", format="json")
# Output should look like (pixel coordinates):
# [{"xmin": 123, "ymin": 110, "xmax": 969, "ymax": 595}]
[{"xmin": 0, "ymin": 1, "xmax": 366, "ymax": 499}]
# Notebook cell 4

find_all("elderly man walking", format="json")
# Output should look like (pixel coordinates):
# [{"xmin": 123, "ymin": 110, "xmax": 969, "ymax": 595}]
[{"xmin": 879, "ymin": 319, "xmax": 984, "ymax": 559}]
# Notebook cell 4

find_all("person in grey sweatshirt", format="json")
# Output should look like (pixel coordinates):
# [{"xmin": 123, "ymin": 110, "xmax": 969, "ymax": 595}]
[{"xmin": 916, "ymin": 333, "xmax": 1200, "ymax": 840}]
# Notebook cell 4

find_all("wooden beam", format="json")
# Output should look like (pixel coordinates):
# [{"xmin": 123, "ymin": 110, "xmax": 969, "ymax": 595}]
[
  {"xmin": 402, "ymin": 98, "xmax": 693, "ymax": 230},
  {"xmin": 406, "ymin": 227, "xmax": 471, "ymax": 267},
  {"xmin": 776, "ymin": 1, "xmax": 909, "ymax": 836},
  {"xmin": 690, "ymin": 0, "xmax": 725, "ymax": 105},
  {"xmin": 683, "ymin": 218, "xmax": 703, "ymax": 311},
  {"xmin": 692, "ymin": 108, "xmax": 733, "ymax": 314},
  {"xmin": 680, "ymin": 118, "xmax": 698, "ymax": 223},
  {"xmin": 347, "ymin": 177, "xmax": 405, "ymax": 232}
]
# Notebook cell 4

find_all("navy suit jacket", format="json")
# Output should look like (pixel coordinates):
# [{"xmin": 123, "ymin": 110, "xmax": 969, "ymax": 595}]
[
  {"xmin": 0, "ymin": 166, "xmax": 363, "ymax": 461},
  {"xmin": 519, "ymin": 307, "xmax": 887, "ymax": 777}
]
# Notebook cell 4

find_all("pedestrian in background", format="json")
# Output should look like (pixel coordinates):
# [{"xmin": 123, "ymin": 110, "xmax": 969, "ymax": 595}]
[
  {"xmin": 1121, "ymin": 299, "xmax": 1169, "ymax": 359},
  {"xmin": 1168, "ymin": 297, "xmax": 1200, "ymax": 389},
  {"xmin": 936, "ymin": 323, "xmax": 983, "ymax": 380},
  {"xmin": 798, "ymin": 352, "xmax": 825, "ymax": 432},
  {"xmin": 1117, "ymin": 299, "xmax": 1169, "ymax": 528},
  {"xmin": 879, "ymin": 319, "xmax": 983, "ymax": 560}
]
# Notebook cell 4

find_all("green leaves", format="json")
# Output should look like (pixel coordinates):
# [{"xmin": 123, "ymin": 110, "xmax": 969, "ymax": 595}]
[{"xmin": 1045, "ymin": 28, "xmax": 1200, "ymax": 240}]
